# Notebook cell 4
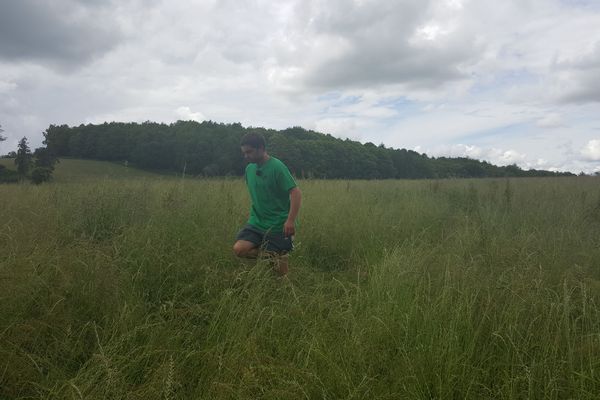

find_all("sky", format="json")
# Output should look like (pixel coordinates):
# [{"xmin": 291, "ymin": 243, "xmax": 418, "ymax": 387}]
[{"xmin": 1, "ymin": 0, "xmax": 599, "ymax": 173}]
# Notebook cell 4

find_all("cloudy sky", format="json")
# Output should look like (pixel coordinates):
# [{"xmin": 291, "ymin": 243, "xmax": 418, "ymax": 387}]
[{"xmin": 1, "ymin": 0, "xmax": 599, "ymax": 173}]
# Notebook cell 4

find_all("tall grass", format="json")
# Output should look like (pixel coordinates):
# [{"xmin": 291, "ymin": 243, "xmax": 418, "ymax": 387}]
[{"xmin": 1, "ymin": 177, "xmax": 599, "ymax": 399}]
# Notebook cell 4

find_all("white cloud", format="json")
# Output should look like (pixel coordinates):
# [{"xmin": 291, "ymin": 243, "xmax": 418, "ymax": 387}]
[
  {"xmin": 581, "ymin": 139, "xmax": 600, "ymax": 161},
  {"xmin": 429, "ymin": 144, "xmax": 527, "ymax": 166},
  {"xmin": 412, "ymin": 23, "xmax": 452, "ymax": 42},
  {"xmin": 313, "ymin": 118, "xmax": 361, "ymax": 140},
  {"xmin": 175, "ymin": 106, "xmax": 206, "ymax": 122},
  {"xmin": 498, "ymin": 149, "xmax": 527, "ymax": 165}
]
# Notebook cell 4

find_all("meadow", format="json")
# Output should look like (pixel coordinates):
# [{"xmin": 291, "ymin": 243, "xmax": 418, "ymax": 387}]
[{"xmin": 1, "ymin": 161, "xmax": 600, "ymax": 399}]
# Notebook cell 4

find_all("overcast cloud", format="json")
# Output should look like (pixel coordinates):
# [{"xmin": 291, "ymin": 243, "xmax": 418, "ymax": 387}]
[
  {"xmin": 1, "ymin": 0, "xmax": 599, "ymax": 173},
  {"xmin": 0, "ymin": 0, "xmax": 121, "ymax": 67}
]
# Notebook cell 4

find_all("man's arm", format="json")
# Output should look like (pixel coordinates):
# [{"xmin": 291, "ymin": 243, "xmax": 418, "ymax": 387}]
[{"xmin": 284, "ymin": 187, "xmax": 302, "ymax": 237}]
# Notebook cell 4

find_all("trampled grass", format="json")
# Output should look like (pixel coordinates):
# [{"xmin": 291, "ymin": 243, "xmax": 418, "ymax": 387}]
[{"xmin": 1, "ymin": 175, "xmax": 600, "ymax": 399}]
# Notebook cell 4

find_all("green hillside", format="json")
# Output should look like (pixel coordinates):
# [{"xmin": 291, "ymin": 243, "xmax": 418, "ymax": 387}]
[
  {"xmin": 42, "ymin": 122, "xmax": 575, "ymax": 178},
  {"xmin": 0, "ymin": 158, "xmax": 172, "ymax": 182},
  {"xmin": 0, "ymin": 158, "xmax": 13, "ymax": 169}
]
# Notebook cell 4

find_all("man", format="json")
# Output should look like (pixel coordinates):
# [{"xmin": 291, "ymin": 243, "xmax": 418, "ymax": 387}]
[{"xmin": 233, "ymin": 132, "xmax": 302, "ymax": 276}]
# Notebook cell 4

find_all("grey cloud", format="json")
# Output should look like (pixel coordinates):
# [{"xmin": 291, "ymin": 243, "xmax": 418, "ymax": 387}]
[
  {"xmin": 0, "ymin": 0, "xmax": 121, "ymax": 68},
  {"xmin": 305, "ymin": 44, "xmax": 469, "ymax": 89},
  {"xmin": 297, "ymin": 0, "xmax": 478, "ymax": 90},
  {"xmin": 309, "ymin": 0, "xmax": 423, "ymax": 37},
  {"xmin": 559, "ymin": 42, "xmax": 600, "ymax": 103},
  {"xmin": 562, "ymin": 80, "xmax": 600, "ymax": 103}
]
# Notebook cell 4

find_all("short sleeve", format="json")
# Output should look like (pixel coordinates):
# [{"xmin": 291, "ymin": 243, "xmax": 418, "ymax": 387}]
[{"xmin": 277, "ymin": 162, "xmax": 297, "ymax": 192}]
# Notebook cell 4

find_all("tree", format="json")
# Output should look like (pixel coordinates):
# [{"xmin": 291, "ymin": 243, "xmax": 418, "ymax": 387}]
[
  {"xmin": 30, "ymin": 167, "xmax": 53, "ymax": 184},
  {"xmin": 30, "ymin": 147, "xmax": 59, "ymax": 184},
  {"xmin": 42, "ymin": 124, "xmax": 72, "ymax": 156},
  {"xmin": 14, "ymin": 137, "xmax": 33, "ymax": 178},
  {"xmin": 34, "ymin": 147, "xmax": 59, "ymax": 171},
  {"xmin": 0, "ymin": 124, "xmax": 5, "ymax": 142}
]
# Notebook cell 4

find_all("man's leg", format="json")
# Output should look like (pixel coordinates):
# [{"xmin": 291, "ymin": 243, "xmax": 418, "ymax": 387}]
[
  {"xmin": 260, "ymin": 251, "xmax": 288, "ymax": 276},
  {"xmin": 234, "ymin": 225, "xmax": 263, "ymax": 259},
  {"xmin": 264, "ymin": 232, "xmax": 293, "ymax": 277},
  {"xmin": 233, "ymin": 240, "xmax": 260, "ymax": 259},
  {"xmin": 274, "ymin": 253, "xmax": 289, "ymax": 277}
]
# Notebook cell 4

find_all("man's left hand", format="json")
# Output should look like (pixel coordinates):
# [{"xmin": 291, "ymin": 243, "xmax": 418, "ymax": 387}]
[{"xmin": 283, "ymin": 220, "xmax": 295, "ymax": 237}]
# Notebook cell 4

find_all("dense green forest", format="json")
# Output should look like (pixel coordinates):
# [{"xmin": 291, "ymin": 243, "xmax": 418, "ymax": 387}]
[{"xmin": 41, "ymin": 121, "xmax": 573, "ymax": 179}]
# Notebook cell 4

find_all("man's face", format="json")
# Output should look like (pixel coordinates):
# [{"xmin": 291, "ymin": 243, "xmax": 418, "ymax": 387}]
[{"xmin": 241, "ymin": 145, "xmax": 264, "ymax": 164}]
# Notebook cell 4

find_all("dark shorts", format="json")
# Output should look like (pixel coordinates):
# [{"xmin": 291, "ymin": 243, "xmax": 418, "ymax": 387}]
[{"xmin": 235, "ymin": 224, "xmax": 294, "ymax": 254}]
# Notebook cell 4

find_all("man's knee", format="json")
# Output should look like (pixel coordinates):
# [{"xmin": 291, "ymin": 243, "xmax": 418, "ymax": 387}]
[
  {"xmin": 233, "ymin": 240, "xmax": 256, "ymax": 258},
  {"xmin": 232, "ymin": 241, "xmax": 245, "ymax": 257}
]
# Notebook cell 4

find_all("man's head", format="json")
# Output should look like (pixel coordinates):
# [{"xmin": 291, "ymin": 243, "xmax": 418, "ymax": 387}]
[{"xmin": 240, "ymin": 132, "xmax": 267, "ymax": 163}]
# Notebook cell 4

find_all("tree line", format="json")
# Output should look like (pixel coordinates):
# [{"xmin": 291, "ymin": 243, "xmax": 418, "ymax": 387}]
[
  {"xmin": 36, "ymin": 120, "xmax": 573, "ymax": 179},
  {"xmin": 0, "ymin": 134, "xmax": 59, "ymax": 184}
]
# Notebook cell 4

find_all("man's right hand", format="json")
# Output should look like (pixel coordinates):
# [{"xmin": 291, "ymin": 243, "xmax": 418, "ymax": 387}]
[{"xmin": 283, "ymin": 219, "xmax": 295, "ymax": 237}]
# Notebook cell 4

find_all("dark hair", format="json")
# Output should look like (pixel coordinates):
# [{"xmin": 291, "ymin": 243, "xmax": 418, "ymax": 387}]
[{"xmin": 240, "ymin": 132, "xmax": 266, "ymax": 149}]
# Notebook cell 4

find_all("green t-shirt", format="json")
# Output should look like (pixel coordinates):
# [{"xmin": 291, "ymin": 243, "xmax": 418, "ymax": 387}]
[{"xmin": 245, "ymin": 157, "xmax": 297, "ymax": 232}]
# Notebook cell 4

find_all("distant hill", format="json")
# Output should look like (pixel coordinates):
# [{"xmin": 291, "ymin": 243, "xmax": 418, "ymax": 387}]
[
  {"xmin": 0, "ymin": 158, "xmax": 12, "ymax": 169},
  {"xmin": 1, "ymin": 158, "xmax": 169, "ymax": 183},
  {"xmin": 40, "ymin": 121, "xmax": 574, "ymax": 179}
]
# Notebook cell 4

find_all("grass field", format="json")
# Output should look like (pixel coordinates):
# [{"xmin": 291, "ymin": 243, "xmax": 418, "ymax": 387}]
[{"xmin": 1, "ymin": 161, "xmax": 600, "ymax": 399}]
